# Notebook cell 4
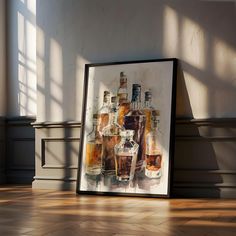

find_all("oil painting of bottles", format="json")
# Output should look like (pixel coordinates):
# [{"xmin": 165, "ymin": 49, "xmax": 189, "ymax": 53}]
[{"xmin": 78, "ymin": 59, "xmax": 177, "ymax": 197}]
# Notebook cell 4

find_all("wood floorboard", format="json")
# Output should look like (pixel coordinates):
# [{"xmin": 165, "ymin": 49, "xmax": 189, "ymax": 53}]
[{"xmin": 0, "ymin": 185, "xmax": 236, "ymax": 235}]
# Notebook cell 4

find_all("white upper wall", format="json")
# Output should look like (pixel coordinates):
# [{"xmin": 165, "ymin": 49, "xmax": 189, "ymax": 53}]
[
  {"xmin": 36, "ymin": 0, "xmax": 236, "ymax": 121},
  {"xmin": 0, "ymin": 0, "xmax": 6, "ymax": 116},
  {"xmin": 7, "ymin": 0, "xmax": 37, "ymax": 117}
]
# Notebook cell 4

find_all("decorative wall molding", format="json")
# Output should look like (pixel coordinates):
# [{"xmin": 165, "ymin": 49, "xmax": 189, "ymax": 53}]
[
  {"xmin": 32, "ymin": 121, "xmax": 80, "ymax": 191},
  {"xmin": 173, "ymin": 117, "xmax": 236, "ymax": 198},
  {"xmin": 32, "ymin": 121, "xmax": 81, "ymax": 128},
  {"xmin": 0, "ymin": 117, "xmax": 6, "ymax": 183},
  {"xmin": 41, "ymin": 137, "xmax": 80, "ymax": 169}
]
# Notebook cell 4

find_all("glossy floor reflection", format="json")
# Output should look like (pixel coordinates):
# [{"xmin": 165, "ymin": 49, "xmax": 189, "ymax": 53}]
[{"xmin": 0, "ymin": 185, "xmax": 236, "ymax": 235}]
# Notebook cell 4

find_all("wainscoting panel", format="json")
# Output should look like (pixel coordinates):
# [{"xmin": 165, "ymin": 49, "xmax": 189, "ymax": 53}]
[
  {"xmin": 32, "ymin": 121, "xmax": 81, "ymax": 190},
  {"xmin": 0, "ymin": 117, "xmax": 6, "ymax": 183},
  {"xmin": 173, "ymin": 118, "xmax": 236, "ymax": 198},
  {"xmin": 6, "ymin": 117, "xmax": 36, "ymax": 184}
]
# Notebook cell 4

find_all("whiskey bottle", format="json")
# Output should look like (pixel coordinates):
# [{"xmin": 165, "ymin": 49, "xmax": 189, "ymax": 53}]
[
  {"xmin": 142, "ymin": 90, "xmax": 155, "ymax": 153},
  {"xmin": 124, "ymin": 84, "xmax": 146, "ymax": 171},
  {"xmin": 143, "ymin": 90, "xmax": 154, "ymax": 135},
  {"xmin": 114, "ymin": 130, "xmax": 139, "ymax": 182},
  {"xmin": 145, "ymin": 110, "xmax": 162, "ymax": 179},
  {"xmin": 97, "ymin": 91, "xmax": 110, "ymax": 142},
  {"xmin": 85, "ymin": 114, "xmax": 102, "ymax": 175},
  {"xmin": 102, "ymin": 96, "xmax": 124, "ymax": 175},
  {"xmin": 117, "ymin": 72, "xmax": 130, "ymax": 126}
]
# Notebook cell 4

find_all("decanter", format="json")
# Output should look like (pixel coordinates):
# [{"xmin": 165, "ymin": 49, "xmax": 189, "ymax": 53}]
[{"xmin": 114, "ymin": 130, "xmax": 139, "ymax": 182}]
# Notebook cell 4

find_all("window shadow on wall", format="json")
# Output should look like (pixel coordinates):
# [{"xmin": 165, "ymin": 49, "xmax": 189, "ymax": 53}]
[{"xmin": 35, "ymin": 0, "xmax": 236, "ymax": 195}]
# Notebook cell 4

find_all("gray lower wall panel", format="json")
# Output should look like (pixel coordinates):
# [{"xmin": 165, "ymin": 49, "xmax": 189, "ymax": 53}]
[
  {"xmin": 0, "ymin": 117, "xmax": 6, "ymax": 184},
  {"xmin": 173, "ymin": 119, "xmax": 236, "ymax": 198},
  {"xmin": 6, "ymin": 117, "xmax": 36, "ymax": 184},
  {"xmin": 32, "ymin": 118, "xmax": 236, "ymax": 198},
  {"xmin": 32, "ymin": 121, "xmax": 81, "ymax": 191}
]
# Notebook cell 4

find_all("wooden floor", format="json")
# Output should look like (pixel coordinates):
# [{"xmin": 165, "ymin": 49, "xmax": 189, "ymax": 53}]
[{"xmin": 0, "ymin": 186, "xmax": 236, "ymax": 236}]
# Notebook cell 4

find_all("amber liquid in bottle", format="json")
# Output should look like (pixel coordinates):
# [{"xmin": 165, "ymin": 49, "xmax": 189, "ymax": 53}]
[
  {"xmin": 124, "ymin": 84, "xmax": 146, "ymax": 171},
  {"xmin": 85, "ymin": 114, "xmax": 102, "ymax": 176},
  {"xmin": 145, "ymin": 112, "xmax": 162, "ymax": 179},
  {"xmin": 117, "ymin": 72, "xmax": 130, "ymax": 126},
  {"xmin": 86, "ymin": 142, "xmax": 102, "ymax": 175},
  {"xmin": 102, "ymin": 96, "xmax": 123, "ymax": 175}
]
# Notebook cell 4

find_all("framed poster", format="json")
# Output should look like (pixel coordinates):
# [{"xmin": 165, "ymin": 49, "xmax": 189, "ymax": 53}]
[{"xmin": 77, "ymin": 58, "xmax": 177, "ymax": 197}]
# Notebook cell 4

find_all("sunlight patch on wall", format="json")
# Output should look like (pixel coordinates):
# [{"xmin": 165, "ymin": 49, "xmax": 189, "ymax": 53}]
[
  {"xmin": 36, "ymin": 25, "xmax": 45, "ymax": 121},
  {"xmin": 50, "ymin": 38, "xmax": 63, "ymax": 120},
  {"xmin": 182, "ymin": 17, "xmax": 206, "ymax": 70},
  {"xmin": 26, "ymin": 0, "xmax": 36, "ymax": 15},
  {"xmin": 163, "ymin": 6, "xmax": 179, "ymax": 57},
  {"xmin": 213, "ymin": 38, "xmax": 236, "ymax": 85},
  {"xmin": 76, "ymin": 55, "xmax": 90, "ymax": 121},
  {"xmin": 17, "ymin": 9, "xmax": 36, "ymax": 116},
  {"xmin": 184, "ymin": 71, "xmax": 209, "ymax": 118}
]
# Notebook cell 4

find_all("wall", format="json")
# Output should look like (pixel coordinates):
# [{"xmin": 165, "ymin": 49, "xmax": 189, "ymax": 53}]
[
  {"xmin": 0, "ymin": 0, "xmax": 6, "ymax": 183},
  {"xmin": 3, "ymin": 0, "xmax": 36, "ymax": 184},
  {"xmin": 36, "ymin": 0, "xmax": 236, "ymax": 122},
  {"xmin": 34, "ymin": 0, "xmax": 236, "ymax": 194},
  {"xmin": 7, "ymin": 0, "xmax": 36, "ymax": 117},
  {"xmin": 0, "ymin": 0, "xmax": 6, "ymax": 116}
]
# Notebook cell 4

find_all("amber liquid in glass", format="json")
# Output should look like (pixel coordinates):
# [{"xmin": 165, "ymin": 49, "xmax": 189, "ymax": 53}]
[
  {"xmin": 85, "ymin": 142, "xmax": 102, "ymax": 175},
  {"xmin": 118, "ymin": 102, "xmax": 130, "ymax": 126},
  {"xmin": 115, "ymin": 154, "xmax": 134, "ymax": 181},
  {"xmin": 102, "ymin": 135, "xmax": 121, "ymax": 175}
]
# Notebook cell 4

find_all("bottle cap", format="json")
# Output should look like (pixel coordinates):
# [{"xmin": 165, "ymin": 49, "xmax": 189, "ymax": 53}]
[
  {"xmin": 152, "ymin": 110, "xmax": 160, "ymax": 116},
  {"xmin": 132, "ymin": 84, "xmax": 141, "ymax": 101},
  {"xmin": 120, "ymin": 72, "xmax": 127, "ymax": 84},
  {"xmin": 103, "ymin": 91, "xmax": 110, "ymax": 103},
  {"xmin": 111, "ymin": 96, "xmax": 118, "ymax": 103},
  {"xmin": 104, "ymin": 91, "xmax": 110, "ymax": 97},
  {"xmin": 93, "ymin": 113, "xmax": 98, "ymax": 119},
  {"xmin": 145, "ymin": 90, "xmax": 152, "ymax": 101}
]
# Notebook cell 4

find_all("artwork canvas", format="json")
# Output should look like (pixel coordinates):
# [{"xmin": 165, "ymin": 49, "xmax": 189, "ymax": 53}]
[{"xmin": 77, "ymin": 59, "xmax": 177, "ymax": 197}]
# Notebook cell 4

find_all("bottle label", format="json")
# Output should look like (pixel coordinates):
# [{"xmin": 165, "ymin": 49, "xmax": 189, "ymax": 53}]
[
  {"xmin": 118, "ymin": 93, "xmax": 128, "ymax": 104},
  {"xmin": 120, "ymin": 80, "xmax": 127, "ymax": 88}
]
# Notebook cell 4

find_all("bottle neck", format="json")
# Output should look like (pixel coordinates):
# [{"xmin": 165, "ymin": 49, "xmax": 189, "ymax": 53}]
[
  {"xmin": 144, "ymin": 99, "xmax": 152, "ymax": 109},
  {"xmin": 103, "ymin": 92, "xmax": 110, "ymax": 107},
  {"xmin": 109, "ymin": 106, "xmax": 118, "ymax": 125},
  {"xmin": 151, "ymin": 120, "xmax": 160, "ymax": 132},
  {"xmin": 131, "ymin": 100, "xmax": 141, "ymax": 110}
]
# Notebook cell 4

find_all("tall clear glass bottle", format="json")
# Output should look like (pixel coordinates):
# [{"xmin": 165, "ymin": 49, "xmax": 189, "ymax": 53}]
[
  {"xmin": 143, "ymin": 90, "xmax": 154, "ymax": 135},
  {"xmin": 117, "ymin": 72, "xmax": 130, "ymax": 126},
  {"xmin": 97, "ymin": 91, "xmax": 110, "ymax": 142},
  {"xmin": 124, "ymin": 84, "xmax": 146, "ymax": 171},
  {"xmin": 85, "ymin": 114, "xmax": 102, "ymax": 175},
  {"xmin": 102, "ymin": 96, "xmax": 124, "ymax": 175},
  {"xmin": 145, "ymin": 110, "xmax": 162, "ymax": 179},
  {"xmin": 142, "ymin": 90, "xmax": 155, "ymax": 153},
  {"xmin": 114, "ymin": 130, "xmax": 139, "ymax": 182}
]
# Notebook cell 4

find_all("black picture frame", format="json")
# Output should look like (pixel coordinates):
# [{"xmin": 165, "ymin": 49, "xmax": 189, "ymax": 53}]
[{"xmin": 76, "ymin": 58, "xmax": 177, "ymax": 198}]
